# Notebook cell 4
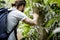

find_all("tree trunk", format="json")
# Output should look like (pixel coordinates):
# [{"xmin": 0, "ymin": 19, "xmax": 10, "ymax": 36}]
[{"xmin": 33, "ymin": 6, "xmax": 48, "ymax": 40}]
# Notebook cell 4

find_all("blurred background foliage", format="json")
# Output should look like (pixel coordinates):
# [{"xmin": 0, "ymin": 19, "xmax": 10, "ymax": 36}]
[{"xmin": 0, "ymin": 0, "xmax": 60, "ymax": 40}]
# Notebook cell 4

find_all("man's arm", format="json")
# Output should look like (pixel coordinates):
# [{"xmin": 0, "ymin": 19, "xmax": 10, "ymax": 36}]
[{"xmin": 22, "ymin": 13, "xmax": 38, "ymax": 26}]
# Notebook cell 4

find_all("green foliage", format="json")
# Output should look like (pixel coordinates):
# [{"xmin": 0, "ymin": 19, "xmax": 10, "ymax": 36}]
[
  {"xmin": 43, "ymin": 0, "xmax": 60, "ymax": 40},
  {"xmin": 0, "ymin": 0, "xmax": 5, "ymax": 8},
  {"xmin": 20, "ymin": 0, "xmax": 60, "ymax": 40},
  {"xmin": 0, "ymin": 0, "xmax": 60, "ymax": 40},
  {"xmin": 32, "ymin": 0, "xmax": 44, "ymax": 4}
]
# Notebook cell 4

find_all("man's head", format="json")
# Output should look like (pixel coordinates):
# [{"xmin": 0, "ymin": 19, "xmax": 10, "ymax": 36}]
[
  {"xmin": 11, "ymin": 0, "xmax": 25, "ymax": 7},
  {"xmin": 16, "ymin": 1, "xmax": 26, "ymax": 12}
]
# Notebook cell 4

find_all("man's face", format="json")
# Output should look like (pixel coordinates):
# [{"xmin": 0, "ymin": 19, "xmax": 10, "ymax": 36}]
[{"xmin": 21, "ymin": 5, "xmax": 25, "ymax": 12}]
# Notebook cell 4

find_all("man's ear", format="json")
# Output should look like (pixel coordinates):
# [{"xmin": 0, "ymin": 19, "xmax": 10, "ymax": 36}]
[{"xmin": 22, "ymin": 5, "xmax": 24, "ymax": 7}]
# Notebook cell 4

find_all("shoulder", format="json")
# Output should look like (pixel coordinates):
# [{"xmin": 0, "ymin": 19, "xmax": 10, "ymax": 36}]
[
  {"xmin": 8, "ymin": 10, "xmax": 26, "ymax": 17},
  {"xmin": 9, "ymin": 10, "xmax": 23, "ymax": 14}
]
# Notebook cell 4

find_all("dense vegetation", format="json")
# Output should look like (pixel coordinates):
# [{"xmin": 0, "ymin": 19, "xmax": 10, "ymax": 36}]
[{"xmin": 0, "ymin": 0, "xmax": 60, "ymax": 40}]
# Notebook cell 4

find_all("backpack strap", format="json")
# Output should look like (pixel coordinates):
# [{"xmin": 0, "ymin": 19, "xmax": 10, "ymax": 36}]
[
  {"xmin": 8, "ymin": 22, "xmax": 19, "ymax": 39},
  {"xmin": 14, "ymin": 27, "xmax": 18, "ymax": 40}
]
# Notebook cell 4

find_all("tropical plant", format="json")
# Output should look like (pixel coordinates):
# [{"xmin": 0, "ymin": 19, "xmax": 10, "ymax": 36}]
[
  {"xmin": 20, "ymin": 0, "xmax": 60, "ymax": 40},
  {"xmin": 0, "ymin": 0, "xmax": 60, "ymax": 40}
]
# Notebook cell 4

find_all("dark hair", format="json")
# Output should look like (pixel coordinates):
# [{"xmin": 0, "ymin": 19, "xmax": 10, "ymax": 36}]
[
  {"xmin": 12, "ymin": 4, "xmax": 16, "ymax": 7},
  {"xmin": 16, "ymin": 1, "xmax": 26, "ymax": 8},
  {"xmin": 11, "ymin": 0, "xmax": 26, "ymax": 7}
]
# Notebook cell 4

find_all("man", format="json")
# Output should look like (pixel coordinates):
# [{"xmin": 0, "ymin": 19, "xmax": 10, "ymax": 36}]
[{"xmin": 7, "ymin": 1, "xmax": 38, "ymax": 40}]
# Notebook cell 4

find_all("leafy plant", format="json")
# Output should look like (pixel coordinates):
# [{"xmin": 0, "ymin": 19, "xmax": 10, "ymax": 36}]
[{"xmin": 1, "ymin": 0, "xmax": 60, "ymax": 40}]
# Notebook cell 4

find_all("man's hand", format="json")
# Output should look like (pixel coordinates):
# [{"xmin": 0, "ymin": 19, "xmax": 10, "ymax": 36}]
[{"xmin": 33, "ymin": 13, "xmax": 39, "ymax": 19}]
